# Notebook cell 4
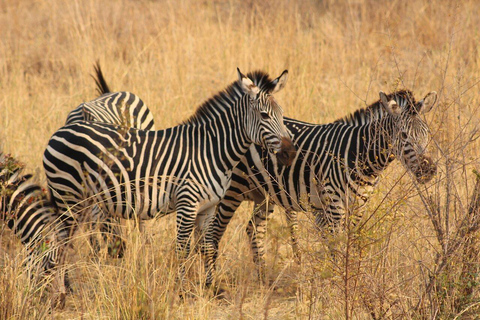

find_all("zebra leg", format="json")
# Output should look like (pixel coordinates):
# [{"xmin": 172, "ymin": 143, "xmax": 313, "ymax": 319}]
[
  {"xmin": 50, "ymin": 218, "xmax": 78, "ymax": 309},
  {"xmin": 201, "ymin": 191, "xmax": 245, "ymax": 291},
  {"xmin": 100, "ymin": 217, "xmax": 125, "ymax": 258},
  {"xmin": 285, "ymin": 210, "xmax": 301, "ymax": 264},
  {"xmin": 88, "ymin": 205, "xmax": 125, "ymax": 258},
  {"xmin": 175, "ymin": 205, "xmax": 197, "ymax": 293},
  {"xmin": 88, "ymin": 205, "xmax": 103, "ymax": 255},
  {"xmin": 193, "ymin": 206, "xmax": 215, "ymax": 253},
  {"xmin": 246, "ymin": 194, "xmax": 275, "ymax": 284}
]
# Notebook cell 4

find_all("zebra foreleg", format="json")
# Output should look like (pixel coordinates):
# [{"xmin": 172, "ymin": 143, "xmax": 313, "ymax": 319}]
[
  {"xmin": 201, "ymin": 194, "xmax": 243, "ymax": 296},
  {"xmin": 175, "ymin": 205, "xmax": 197, "ymax": 296},
  {"xmin": 285, "ymin": 210, "xmax": 301, "ymax": 264},
  {"xmin": 246, "ymin": 197, "xmax": 275, "ymax": 284}
]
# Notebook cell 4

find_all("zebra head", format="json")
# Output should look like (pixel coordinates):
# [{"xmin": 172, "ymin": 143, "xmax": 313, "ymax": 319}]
[
  {"xmin": 237, "ymin": 68, "xmax": 296, "ymax": 166},
  {"xmin": 0, "ymin": 153, "xmax": 60, "ymax": 279},
  {"xmin": 379, "ymin": 90, "xmax": 437, "ymax": 183}
]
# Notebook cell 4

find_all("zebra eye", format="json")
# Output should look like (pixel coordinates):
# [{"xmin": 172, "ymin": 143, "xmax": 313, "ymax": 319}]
[
  {"xmin": 260, "ymin": 112, "xmax": 271, "ymax": 120},
  {"xmin": 400, "ymin": 132, "xmax": 408, "ymax": 140}
]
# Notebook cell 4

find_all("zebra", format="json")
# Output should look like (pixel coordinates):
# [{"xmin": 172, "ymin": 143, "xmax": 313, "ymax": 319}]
[
  {"xmin": 0, "ymin": 153, "xmax": 63, "ymax": 286},
  {"xmin": 201, "ymin": 88, "xmax": 437, "ymax": 286},
  {"xmin": 66, "ymin": 63, "xmax": 155, "ymax": 130},
  {"xmin": 0, "ymin": 66, "xmax": 155, "ymax": 306},
  {"xmin": 42, "ymin": 68, "xmax": 296, "ymax": 298},
  {"xmin": 65, "ymin": 64, "xmax": 157, "ymax": 258}
]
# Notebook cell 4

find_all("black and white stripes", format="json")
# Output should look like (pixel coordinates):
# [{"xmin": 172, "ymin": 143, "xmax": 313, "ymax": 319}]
[
  {"xmin": 66, "ymin": 91, "xmax": 155, "ymax": 131},
  {"xmin": 0, "ymin": 153, "xmax": 62, "ymax": 277},
  {"xmin": 42, "ymin": 68, "xmax": 295, "ymax": 293},
  {"xmin": 201, "ymin": 89, "xmax": 437, "ymax": 284}
]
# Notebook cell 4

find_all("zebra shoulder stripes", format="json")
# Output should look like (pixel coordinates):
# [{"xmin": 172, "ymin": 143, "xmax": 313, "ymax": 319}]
[
  {"xmin": 43, "ymin": 68, "xmax": 295, "ymax": 297},
  {"xmin": 202, "ymin": 89, "xmax": 437, "ymax": 284}
]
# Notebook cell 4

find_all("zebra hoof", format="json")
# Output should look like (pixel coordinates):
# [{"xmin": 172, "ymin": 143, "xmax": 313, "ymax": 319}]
[
  {"xmin": 211, "ymin": 284, "xmax": 230, "ymax": 301},
  {"xmin": 51, "ymin": 292, "xmax": 66, "ymax": 309},
  {"xmin": 293, "ymin": 252, "xmax": 302, "ymax": 265}
]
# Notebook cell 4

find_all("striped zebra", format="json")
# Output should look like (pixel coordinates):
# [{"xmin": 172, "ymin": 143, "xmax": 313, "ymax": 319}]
[
  {"xmin": 201, "ymin": 88, "xmax": 437, "ymax": 285},
  {"xmin": 65, "ymin": 64, "xmax": 157, "ymax": 258},
  {"xmin": 66, "ymin": 63, "xmax": 155, "ymax": 130},
  {"xmin": 42, "ymin": 68, "xmax": 296, "ymax": 297},
  {"xmin": 0, "ymin": 66, "xmax": 155, "ymax": 306},
  {"xmin": 0, "ymin": 153, "xmax": 63, "ymax": 283}
]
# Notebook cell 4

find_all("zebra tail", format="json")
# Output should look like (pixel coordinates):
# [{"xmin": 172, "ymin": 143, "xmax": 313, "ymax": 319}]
[{"xmin": 92, "ymin": 61, "xmax": 111, "ymax": 95}]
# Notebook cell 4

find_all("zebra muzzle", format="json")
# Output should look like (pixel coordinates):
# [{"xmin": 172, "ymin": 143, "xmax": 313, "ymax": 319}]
[
  {"xmin": 414, "ymin": 155, "xmax": 437, "ymax": 184},
  {"xmin": 276, "ymin": 137, "xmax": 296, "ymax": 166}
]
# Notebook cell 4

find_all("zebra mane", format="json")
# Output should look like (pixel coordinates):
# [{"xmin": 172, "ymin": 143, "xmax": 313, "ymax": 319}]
[
  {"xmin": 182, "ymin": 70, "xmax": 277, "ymax": 125},
  {"xmin": 335, "ymin": 89, "xmax": 416, "ymax": 126}
]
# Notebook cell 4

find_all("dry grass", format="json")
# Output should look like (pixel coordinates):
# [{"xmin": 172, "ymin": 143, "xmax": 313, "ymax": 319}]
[{"xmin": 1, "ymin": 0, "xmax": 480, "ymax": 318}]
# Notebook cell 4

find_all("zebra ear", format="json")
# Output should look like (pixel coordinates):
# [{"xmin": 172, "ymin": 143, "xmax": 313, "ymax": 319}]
[
  {"xmin": 237, "ymin": 68, "xmax": 260, "ymax": 98},
  {"xmin": 271, "ymin": 70, "xmax": 288, "ymax": 94},
  {"xmin": 418, "ymin": 91, "xmax": 437, "ymax": 114},
  {"xmin": 379, "ymin": 91, "xmax": 401, "ymax": 116}
]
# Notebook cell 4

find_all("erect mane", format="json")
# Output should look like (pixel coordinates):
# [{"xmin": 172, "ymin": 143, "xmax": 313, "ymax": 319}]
[
  {"xmin": 181, "ymin": 70, "xmax": 276, "ymax": 125},
  {"xmin": 334, "ymin": 89, "xmax": 416, "ymax": 125}
]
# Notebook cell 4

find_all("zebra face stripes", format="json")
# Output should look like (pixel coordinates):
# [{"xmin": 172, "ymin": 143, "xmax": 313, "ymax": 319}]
[
  {"xmin": 238, "ymin": 69, "xmax": 295, "ymax": 166},
  {"xmin": 43, "ymin": 68, "xmax": 293, "ymax": 293},
  {"xmin": 201, "ymin": 89, "xmax": 437, "ymax": 285},
  {"xmin": 378, "ymin": 90, "xmax": 437, "ymax": 183}
]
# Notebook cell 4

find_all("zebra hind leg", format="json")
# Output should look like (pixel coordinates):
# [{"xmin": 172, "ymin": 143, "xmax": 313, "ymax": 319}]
[{"xmin": 89, "ymin": 206, "xmax": 126, "ymax": 258}]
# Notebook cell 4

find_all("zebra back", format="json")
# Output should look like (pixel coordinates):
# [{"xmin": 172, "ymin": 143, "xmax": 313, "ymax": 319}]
[
  {"xmin": 66, "ymin": 64, "xmax": 156, "ymax": 130},
  {"xmin": 66, "ymin": 91, "xmax": 156, "ymax": 130}
]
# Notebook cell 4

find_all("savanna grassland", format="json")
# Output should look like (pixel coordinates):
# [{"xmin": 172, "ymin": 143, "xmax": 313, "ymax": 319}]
[{"xmin": 2, "ymin": 0, "xmax": 480, "ymax": 319}]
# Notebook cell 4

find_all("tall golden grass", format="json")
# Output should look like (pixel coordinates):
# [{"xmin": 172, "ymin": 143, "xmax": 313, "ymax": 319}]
[{"xmin": 1, "ymin": 0, "xmax": 480, "ymax": 318}]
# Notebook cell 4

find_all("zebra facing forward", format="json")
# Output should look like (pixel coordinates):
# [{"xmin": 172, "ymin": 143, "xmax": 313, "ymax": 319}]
[
  {"xmin": 202, "ymin": 88, "xmax": 437, "ymax": 285},
  {"xmin": 43, "ymin": 68, "xmax": 296, "ymax": 299}
]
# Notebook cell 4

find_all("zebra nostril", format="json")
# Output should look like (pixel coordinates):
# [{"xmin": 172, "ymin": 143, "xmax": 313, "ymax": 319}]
[{"xmin": 275, "ymin": 137, "xmax": 296, "ymax": 166}]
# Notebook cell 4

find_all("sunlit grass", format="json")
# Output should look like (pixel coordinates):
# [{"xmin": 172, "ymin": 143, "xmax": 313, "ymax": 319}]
[{"xmin": 1, "ymin": 0, "xmax": 480, "ymax": 318}]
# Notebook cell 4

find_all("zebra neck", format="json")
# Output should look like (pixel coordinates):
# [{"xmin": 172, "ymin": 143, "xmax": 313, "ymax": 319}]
[
  {"xmin": 358, "ymin": 118, "xmax": 396, "ymax": 179},
  {"xmin": 189, "ymin": 97, "xmax": 252, "ymax": 171}
]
